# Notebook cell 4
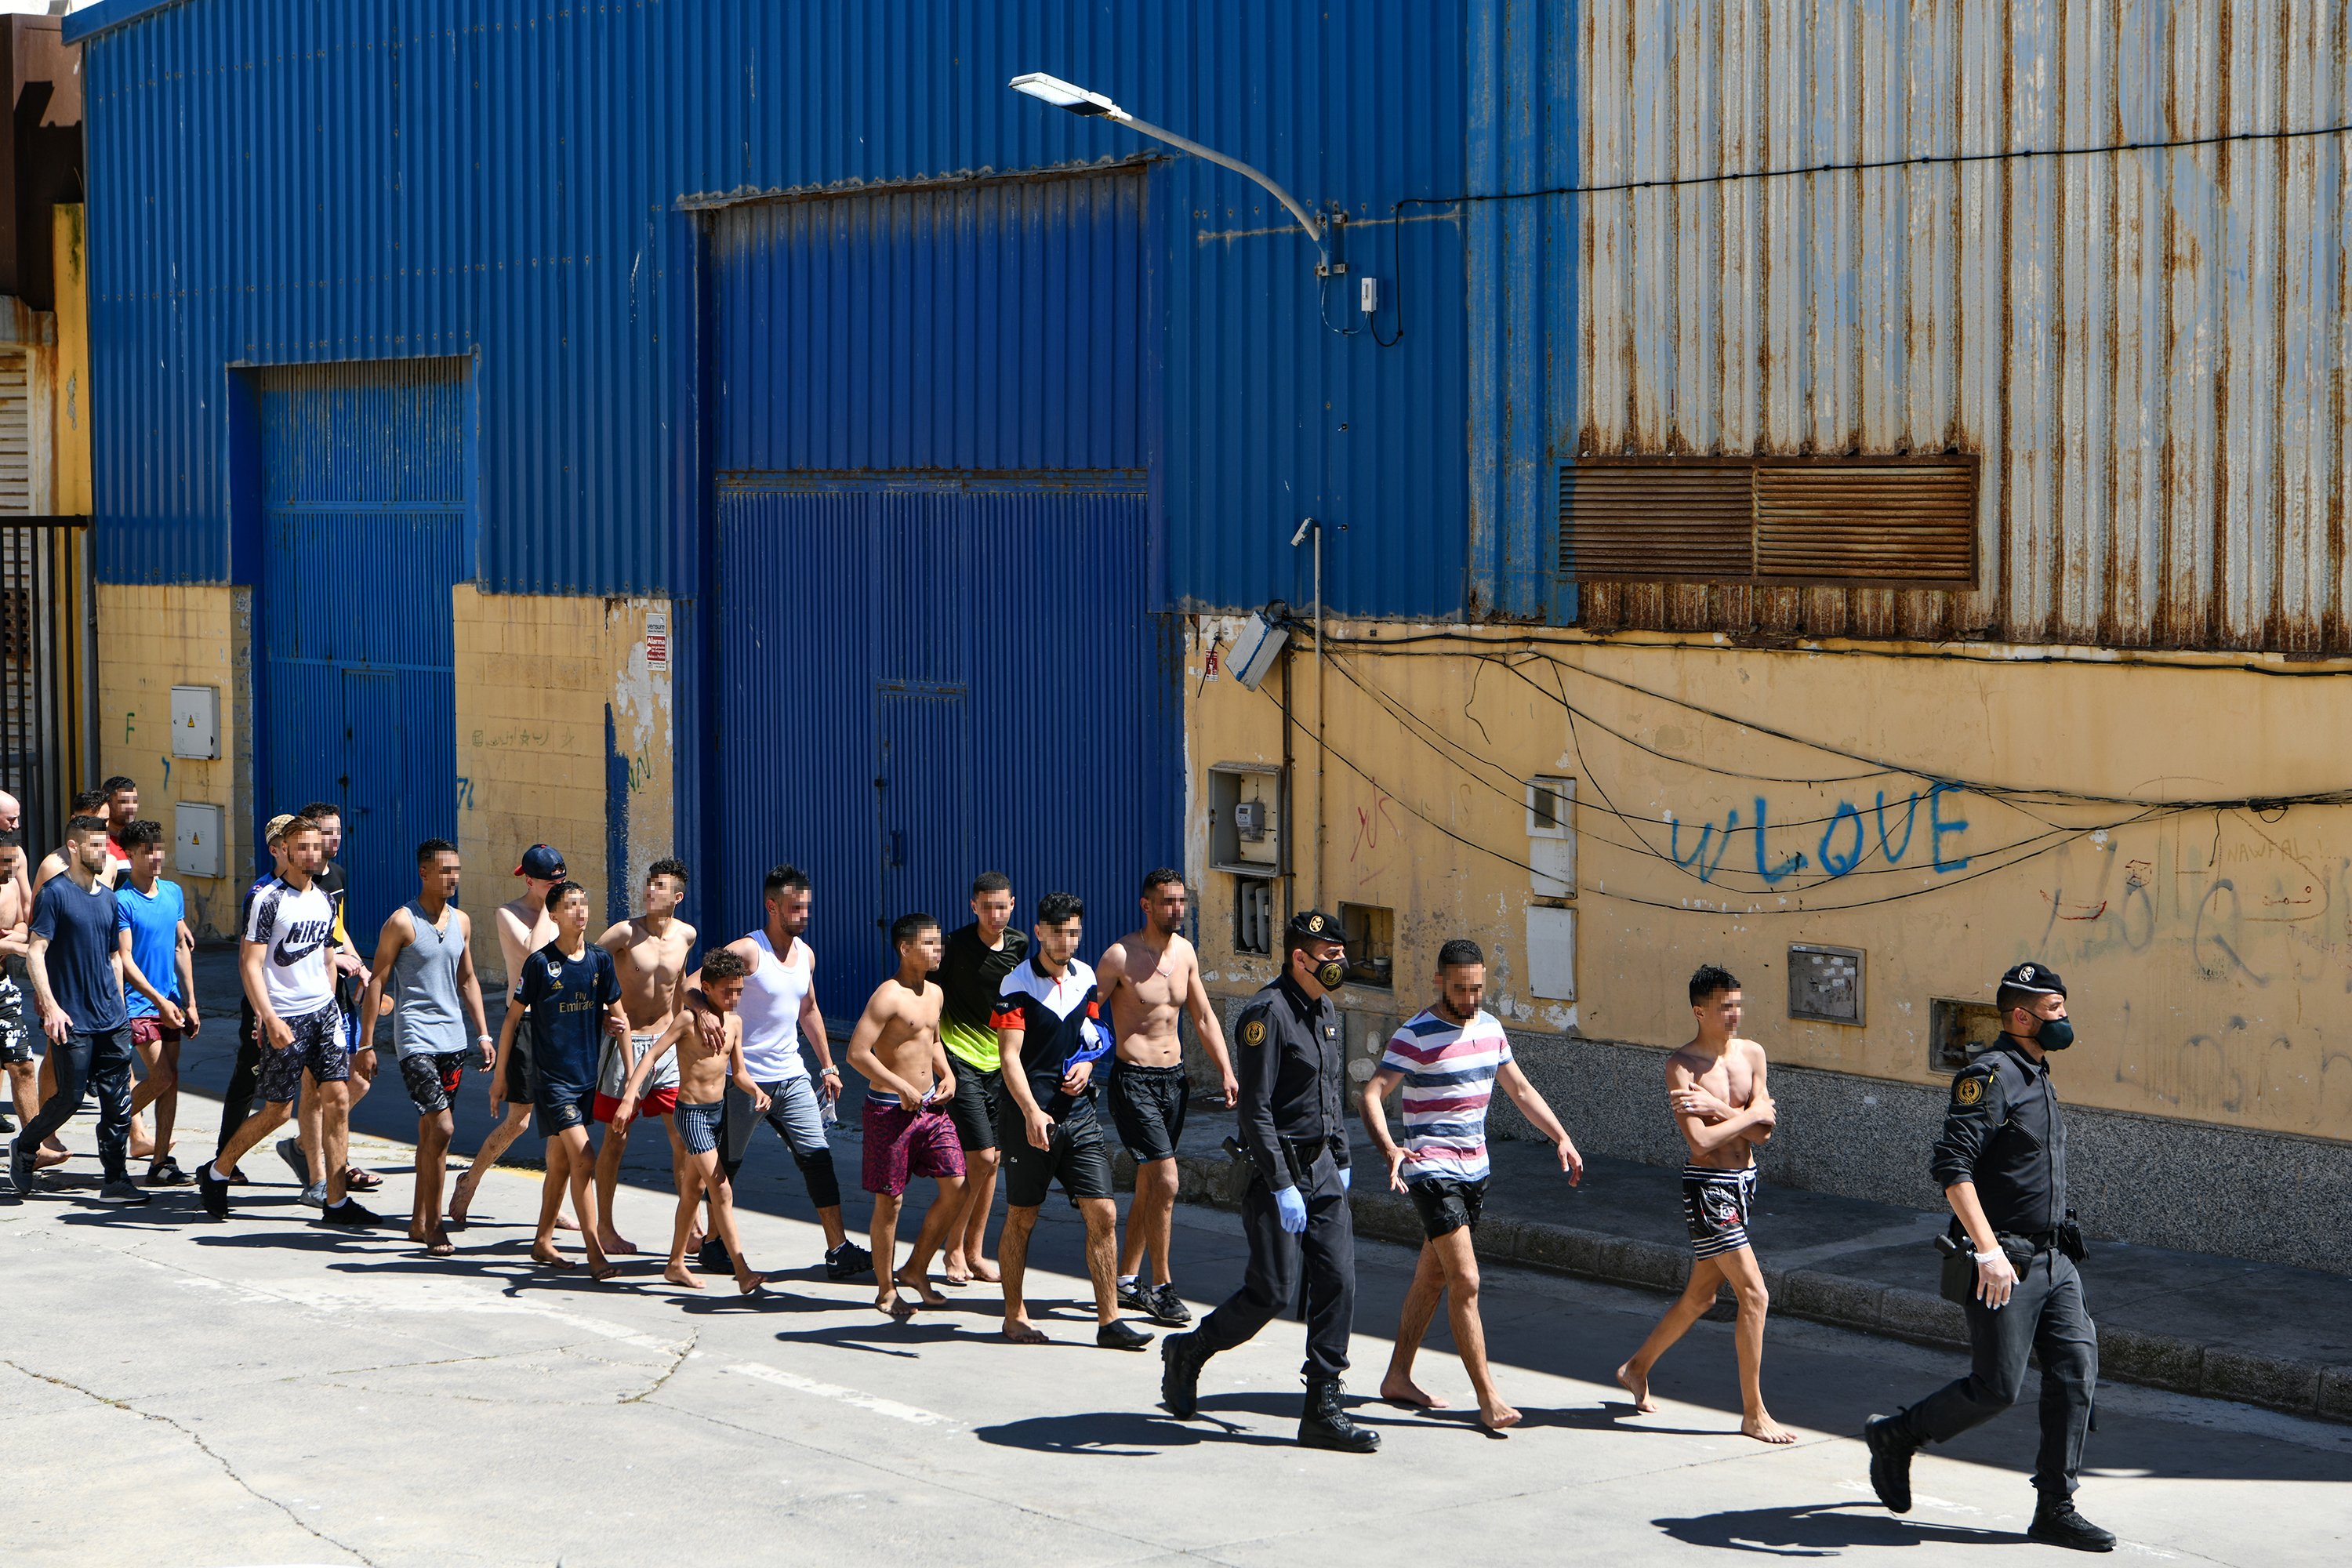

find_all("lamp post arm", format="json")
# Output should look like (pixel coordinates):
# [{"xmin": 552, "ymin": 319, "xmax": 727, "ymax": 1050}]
[{"xmin": 1113, "ymin": 110, "xmax": 1325, "ymax": 251}]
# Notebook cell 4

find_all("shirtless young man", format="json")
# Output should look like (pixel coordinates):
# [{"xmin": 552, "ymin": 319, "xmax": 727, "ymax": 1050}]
[
  {"xmin": 847, "ymin": 915, "xmax": 966, "ymax": 1318},
  {"xmin": 614, "ymin": 947, "xmax": 767, "ymax": 1295},
  {"xmin": 1099, "ymin": 869, "xmax": 1236, "ymax": 1327},
  {"xmin": 452, "ymin": 844, "xmax": 577, "ymax": 1230},
  {"xmin": 590, "ymin": 859, "xmax": 697, "ymax": 1254},
  {"xmin": 1, "ymin": 789, "xmax": 37, "ymax": 1142},
  {"xmin": 1616, "ymin": 964, "xmax": 1795, "ymax": 1444}
]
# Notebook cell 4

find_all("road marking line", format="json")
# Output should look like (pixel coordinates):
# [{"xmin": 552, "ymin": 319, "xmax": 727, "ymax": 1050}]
[{"xmin": 724, "ymin": 1360, "xmax": 956, "ymax": 1428}]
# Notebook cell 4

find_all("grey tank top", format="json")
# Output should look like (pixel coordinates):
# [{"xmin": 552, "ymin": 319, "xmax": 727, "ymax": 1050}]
[{"xmin": 390, "ymin": 901, "xmax": 467, "ymax": 1058}]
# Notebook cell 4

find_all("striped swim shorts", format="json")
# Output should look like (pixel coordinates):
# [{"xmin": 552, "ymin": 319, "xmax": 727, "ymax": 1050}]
[{"xmin": 1682, "ymin": 1163, "xmax": 1759, "ymax": 1259}]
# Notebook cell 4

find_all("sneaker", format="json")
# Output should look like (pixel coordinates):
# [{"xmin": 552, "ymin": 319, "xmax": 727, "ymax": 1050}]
[
  {"xmin": 195, "ymin": 1162, "xmax": 230, "ymax": 1219},
  {"xmin": 2027, "ymin": 1500, "xmax": 2117, "ymax": 1553},
  {"xmin": 319, "ymin": 1198, "xmax": 383, "ymax": 1229},
  {"xmin": 146, "ymin": 1155, "xmax": 190, "ymax": 1187},
  {"xmin": 698, "ymin": 1236, "xmax": 733, "ymax": 1272},
  {"xmin": 9, "ymin": 1138, "xmax": 34, "ymax": 1193},
  {"xmin": 297, "ymin": 1181, "xmax": 328, "ymax": 1208},
  {"xmin": 825, "ymin": 1241, "xmax": 874, "ymax": 1282},
  {"xmin": 98, "ymin": 1178, "xmax": 153, "ymax": 1207},
  {"xmin": 1097, "ymin": 1319, "xmax": 1153, "ymax": 1351},
  {"xmin": 1116, "ymin": 1278, "xmax": 1154, "ymax": 1315},
  {"xmin": 275, "ymin": 1137, "xmax": 310, "ymax": 1185},
  {"xmin": 1149, "ymin": 1283, "xmax": 1194, "ymax": 1326}
]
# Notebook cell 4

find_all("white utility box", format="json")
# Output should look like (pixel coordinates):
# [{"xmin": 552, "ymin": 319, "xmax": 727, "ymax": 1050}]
[
  {"xmin": 170, "ymin": 685, "xmax": 220, "ymax": 759},
  {"xmin": 174, "ymin": 802, "xmax": 224, "ymax": 877}
]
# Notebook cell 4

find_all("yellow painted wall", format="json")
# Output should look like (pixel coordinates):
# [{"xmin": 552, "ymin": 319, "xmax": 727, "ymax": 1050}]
[
  {"xmin": 453, "ymin": 587, "xmax": 674, "ymax": 989},
  {"xmin": 51, "ymin": 204, "xmax": 89, "ymax": 516},
  {"xmin": 1185, "ymin": 619, "xmax": 2352, "ymax": 1142},
  {"xmin": 93, "ymin": 583, "xmax": 252, "ymax": 938}
]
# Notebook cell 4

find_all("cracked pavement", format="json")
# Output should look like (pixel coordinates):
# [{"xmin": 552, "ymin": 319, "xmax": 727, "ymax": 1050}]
[{"xmin": 3, "ymin": 1090, "xmax": 2346, "ymax": 1568}]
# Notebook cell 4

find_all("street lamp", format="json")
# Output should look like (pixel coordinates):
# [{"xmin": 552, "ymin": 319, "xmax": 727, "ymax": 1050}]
[{"xmin": 1008, "ymin": 72, "xmax": 1328, "ymax": 267}]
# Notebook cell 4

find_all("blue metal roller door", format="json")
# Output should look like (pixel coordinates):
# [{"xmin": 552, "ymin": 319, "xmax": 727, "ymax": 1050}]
[
  {"xmin": 256, "ymin": 361, "xmax": 471, "ymax": 935},
  {"xmin": 708, "ymin": 171, "xmax": 1174, "ymax": 1009}
]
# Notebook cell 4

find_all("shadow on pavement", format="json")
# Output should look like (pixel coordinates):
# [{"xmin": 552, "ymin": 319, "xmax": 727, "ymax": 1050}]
[
  {"xmin": 1652, "ymin": 1501, "xmax": 2021, "ymax": 1554},
  {"xmin": 975, "ymin": 1408, "xmax": 1293, "ymax": 1454}
]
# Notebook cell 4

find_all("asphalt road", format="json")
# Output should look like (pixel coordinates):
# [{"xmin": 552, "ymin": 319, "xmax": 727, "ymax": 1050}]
[{"xmin": 3, "ymin": 1090, "xmax": 2347, "ymax": 1568}]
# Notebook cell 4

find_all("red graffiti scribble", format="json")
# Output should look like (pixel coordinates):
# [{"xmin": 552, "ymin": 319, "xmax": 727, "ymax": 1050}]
[
  {"xmin": 1350, "ymin": 793, "xmax": 1404, "ymax": 867},
  {"xmin": 2039, "ymin": 890, "xmax": 2108, "ymax": 921}
]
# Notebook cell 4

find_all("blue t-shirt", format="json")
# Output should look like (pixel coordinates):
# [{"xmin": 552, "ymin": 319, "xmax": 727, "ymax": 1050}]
[
  {"xmin": 513, "ymin": 940, "xmax": 620, "ymax": 1091},
  {"xmin": 115, "ymin": 879, "xmax": 187, "ymax": 1019},
  {"xmin": 31, "ymin": 876, "xmax": 128, "ymax": 1034}
]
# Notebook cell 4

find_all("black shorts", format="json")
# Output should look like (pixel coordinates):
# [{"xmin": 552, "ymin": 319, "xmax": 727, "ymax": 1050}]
[
  {"xmin": 399, "ymin": 1051, "xmax": 468, "ymax": 1116},
  {"xmin": 946, "ymin": 1054, "xmax": 1000, "ymax": 1152},
  {"xmin": 996, "ymin": 1096, "xmax": 1113, "ymax": 1209},
  {"xmin": 537, "ymin": 1080, "xmax": 595, "ymax": 1138},
  {"xmin": 1406, "ymin": 1174, "xmax": 1487, "ymax": 1240},
  {"xmin": 499, "ymin": 1012, "xmax": 537, "ymax": 1104},
  {"xmin": 1109, "ymin": 1061, "xmax": 1189, "ymax": 1163}
]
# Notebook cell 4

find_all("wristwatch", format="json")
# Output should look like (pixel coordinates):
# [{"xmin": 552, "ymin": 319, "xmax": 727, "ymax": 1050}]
[{"xmin": 820, "ymin": 1065, "xmax": 841, "ymax": 1078}]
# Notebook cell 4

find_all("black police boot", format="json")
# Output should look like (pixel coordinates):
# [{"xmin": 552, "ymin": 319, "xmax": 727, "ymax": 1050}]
[
  {"xmin": 1297, "ymin": 1376, "xmax": 1379, "ymax": 1453},
  {"xmin": 1160, "ymin": 1330, "xmax": 1210, "ymax": 1420},
  {"xmin": 1863, "ymin": 1414, "xmax": 1916, "ymax": 1514},
  {"xmin": 2027, "ymin": 1497, "xmax": 2115, "ymax": 1553}
]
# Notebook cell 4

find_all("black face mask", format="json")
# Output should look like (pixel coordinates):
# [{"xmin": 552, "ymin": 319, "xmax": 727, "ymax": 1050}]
[
  {"xmin": 1298, "ymin": 950, "xmax": 1347, "ymax": 990},
  {"xmin": 2036, "ymin": 1014, "xmax": 2075, "ymax": 1051}
]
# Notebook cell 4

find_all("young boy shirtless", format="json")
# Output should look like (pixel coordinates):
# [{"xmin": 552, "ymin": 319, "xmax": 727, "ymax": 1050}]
[
  {"xmin": 847, "ymin": 914, "xmax": 967, "ymax": 1319},
  {"xmin": 592, "ymin": 858, "xmax": 697, "ymax": 1255},
  {"xmin": 1616, "ymin": 964, "xmax": 1795, "ymax": 1444},
  {"xmin": 614, "ymin": 946, "xmax": 768, "ymax": 1295}
]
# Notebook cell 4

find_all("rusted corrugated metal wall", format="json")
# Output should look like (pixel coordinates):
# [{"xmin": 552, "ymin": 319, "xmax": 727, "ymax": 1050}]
[{"xmin": 1527, "ymin": 0, "xmax": 2351, "ymax": 651}]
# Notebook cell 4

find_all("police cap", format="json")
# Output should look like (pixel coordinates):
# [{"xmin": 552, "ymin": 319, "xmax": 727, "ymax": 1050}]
[
  {"xmin": 1997, "ymin": 960, "xmax": 2067, "ymax": 998},
  {"xmin": 1285, "ymin": 909, "xmax": 1345, "ymax": 949}
]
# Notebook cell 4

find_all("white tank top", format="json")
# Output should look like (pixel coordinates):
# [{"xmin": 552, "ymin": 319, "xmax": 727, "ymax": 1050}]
[{"xmin": 735, "ymin": 931, "xmax": 812, "ymax": 1083}]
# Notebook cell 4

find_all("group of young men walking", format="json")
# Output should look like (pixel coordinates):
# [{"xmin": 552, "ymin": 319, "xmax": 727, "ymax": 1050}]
[{"xmin": 0, "ymin": 790, "xmax": 2114, "ymax": 1544}]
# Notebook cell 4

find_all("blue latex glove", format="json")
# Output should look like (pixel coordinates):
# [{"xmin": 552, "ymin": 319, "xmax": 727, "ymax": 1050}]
[
  {"xmin": 1275, "ymin": 1185, "xmax": 1309, "ymax": 1233},
  {"xmin": 1339, "ymin": 1165, "xmax": 1352, "ymax": 1192}
]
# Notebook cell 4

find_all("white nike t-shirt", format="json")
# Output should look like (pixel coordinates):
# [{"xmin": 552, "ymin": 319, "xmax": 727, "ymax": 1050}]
[{"xmin": 243, "ymin": 877, "xmax": 337, "ymax": 1016}]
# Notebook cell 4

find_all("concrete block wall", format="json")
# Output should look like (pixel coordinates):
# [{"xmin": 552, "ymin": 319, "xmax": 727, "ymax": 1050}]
[
  {"xmin": 452, "ymin": 587, "xmax": 674, "ymax": 991},
  {"xmin": 93, "ymin": 583, "xmax": 253, "ymax": 938}
]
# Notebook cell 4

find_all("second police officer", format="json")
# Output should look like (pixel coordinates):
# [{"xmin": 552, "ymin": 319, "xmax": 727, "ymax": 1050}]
[
  {"xmin": 1865, "ymin": 962, "xmax": 2113, "ymax": 1553},
  {"xmin": 1158, "ymin": 909, "xmax": 1378, "ymax": 1452}
]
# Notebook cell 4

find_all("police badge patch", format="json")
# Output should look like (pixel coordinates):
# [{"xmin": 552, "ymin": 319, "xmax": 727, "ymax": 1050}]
[
  {"xmin": 1955, "ymin": 1076, "xmax": 1984, "ymax": 1105},
  {"xmin": 1240, "ymin": 1018, "xmax": 1267, "ymax": 1046}
]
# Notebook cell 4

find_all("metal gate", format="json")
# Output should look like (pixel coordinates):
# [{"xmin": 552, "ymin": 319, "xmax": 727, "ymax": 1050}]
[
  {"xmin": 254, "ymin": 359, "xmax": 472, "ymax": 935},
  {"xmin": 705, "ymin": 171, "xmax": 1176, "ymax": 1008},
  {"xmin": 0, "ymin": 518, "xmax": 89, "ymax": 848}
]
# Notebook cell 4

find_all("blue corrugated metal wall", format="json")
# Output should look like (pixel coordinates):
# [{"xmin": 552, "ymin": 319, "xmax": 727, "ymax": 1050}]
[
  {"xmin": 252, "ymin": 358, "xmax": 471, "ymax": 933},
  {"xmin": 77, "ymin": 0, "xmax": 1469, "ymax": 619},
  {"xmin": 706, "ymin": 171, "xmax": 1177, "ymax": 999}
]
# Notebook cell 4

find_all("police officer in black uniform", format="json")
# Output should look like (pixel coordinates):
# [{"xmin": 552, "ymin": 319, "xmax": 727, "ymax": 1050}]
[
  {"xmin": 1865, "ymin": 963, "xmax": 2112, "ymax": 1552},
  {"xmin": 1158, "ymin": 909, "xmax": 1377, "ymax": 1452}
]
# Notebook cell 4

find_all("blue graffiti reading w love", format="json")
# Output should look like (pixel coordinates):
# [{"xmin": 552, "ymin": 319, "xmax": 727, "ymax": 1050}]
[{"xmin": 1668, "ymin": 783, "xmax": 1971, "ymax": 886}]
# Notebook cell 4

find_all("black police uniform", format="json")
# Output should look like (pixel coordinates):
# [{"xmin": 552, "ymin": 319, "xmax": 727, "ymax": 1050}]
[
  {"xmin": 1163, "ymin": 910, "xmax": 1374, "ymax": 1450},
  {"xmin": 1871, "ymin": 963, "xmax": 2107, "ymax": 1550}
]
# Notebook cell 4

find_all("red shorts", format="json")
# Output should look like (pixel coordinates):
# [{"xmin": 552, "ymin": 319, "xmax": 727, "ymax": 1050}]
[
  {"xmin": 130, "ymin": 1017, "xmax": 183, "ymax": 1050},
  {"xmin": 593, "ymin": 1086, "xmax": 678, "ymax": 1123},
  {"xmin": 861, "ymin": 1098, "xmax": 965, "ymax": 1196}
]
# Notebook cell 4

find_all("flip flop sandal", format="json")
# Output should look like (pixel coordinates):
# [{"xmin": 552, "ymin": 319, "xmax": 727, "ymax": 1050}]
[{"xmin": 343, "ymin": 1167, "xmax": 383, "ymax": 1191}]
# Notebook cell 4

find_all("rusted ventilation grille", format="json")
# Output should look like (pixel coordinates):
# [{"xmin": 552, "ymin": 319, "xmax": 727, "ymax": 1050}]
[
  {"xmin": 1559, "ymin": 458, "xmax": 1978, "ymax": 587},
  {"xmin": 1754, "ymin": 462, "xmax": 1974, "ymax": 585},
  {"xmin": 1557, "ymin": 463, "xmax": 1751, "ymax": 580}
]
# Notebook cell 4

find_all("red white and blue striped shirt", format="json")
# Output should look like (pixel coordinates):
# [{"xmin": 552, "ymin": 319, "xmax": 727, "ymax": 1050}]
[{"xmin": 1379, "ymin": 1008, "xmax": 1513, "ymax": 1181}]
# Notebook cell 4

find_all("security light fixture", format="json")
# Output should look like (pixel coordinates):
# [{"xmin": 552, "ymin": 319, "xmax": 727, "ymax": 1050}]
[{"xmin": 1008, "ymin": 71, "xmax": 1327, "ymax": 259}]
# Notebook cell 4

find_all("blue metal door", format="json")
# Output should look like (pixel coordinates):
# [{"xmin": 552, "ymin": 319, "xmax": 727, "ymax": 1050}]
[
  {"xmin": 708, "ymin": 170, "xmax": 1175, "ymax": 1007},
  {"xmin": 256, "ymin": 361, "xmax": 471, "ymax": 935}
]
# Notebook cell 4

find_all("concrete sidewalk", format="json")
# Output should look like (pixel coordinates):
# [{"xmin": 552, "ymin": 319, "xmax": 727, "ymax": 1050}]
[{"xmin": 1159, "ymin": 1104, "xmax": 2352, "ymax": 1424}]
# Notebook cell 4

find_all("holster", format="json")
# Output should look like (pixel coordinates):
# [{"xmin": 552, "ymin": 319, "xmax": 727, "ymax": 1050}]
[
  {"xmin": 2058, "ymin": 1215, "xmax": 2085, "ymax": 1262},
  {"xmin": 1934, "ymin": 1230, "xmax": 1973, "ymax": 1305}
]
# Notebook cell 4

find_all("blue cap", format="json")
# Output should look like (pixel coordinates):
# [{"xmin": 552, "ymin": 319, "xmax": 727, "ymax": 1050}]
[{"xmin": 514, "ymin": 844, "xmax": 566, "ymax": 880}]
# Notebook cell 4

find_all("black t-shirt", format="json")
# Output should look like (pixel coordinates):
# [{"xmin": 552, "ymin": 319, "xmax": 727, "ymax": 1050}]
[{"xmin": 935, "ymin": 921, "xmax": 1029, "ymax": 1070}]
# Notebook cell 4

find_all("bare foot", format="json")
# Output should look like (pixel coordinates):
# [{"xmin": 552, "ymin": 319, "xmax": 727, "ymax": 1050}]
[
  {"xmin": 941, "ymin": 1255, "xmax": 973, "ymax": 1285},
  {"xmin": 425, "ymin": 1238, "xmax": 456, "ymax": 1258},
  {"xmin": 664, "ymin": 1265, "xmax": 706, "ymax": 1290},
  {"xmin": 894, "ymin": 1268, "xmax": 948, "ymax": 1307},
  {"xmin": 1741, "ymin": 1411, "xmax": 1798, "ymax": 1445},
  {"xmin": 685, "ymin": 1227, "xmax": 706, "ymax": 1254},
  {"xmin": 587, "ymin": 1261, "xmax": 620, "ymax": 1283},
  {"xmin": 966, "ymin": 1258, "xmax": 1002, "ymax": 1283},
  {"xmin": 1380, "ymin": 1374, "xmax": 1450, "ymax": 1410},
  {"xmin": 530, "ymin": 1243, "xmax": 578, "ymax": 1271},
  {"xmin": 1478, "ymin": 1401, "xmax": 1523, "ymax": 1433},
  {"xmin": 877, "ymin": 1287, "xmax": 917, "ymax": 1319},
  {"xmin": 598, "ymin": 1229, "xmax": 637, "ymax": 1256},
  {"xmin": 1615, "ymin": 1361, "xmax": 1658, "ymax": 1414},
  {"xmin": 1001, "ymin": 1319, "xmax": 1050, "ymax": 1345},
  {"xmin": 34, "ymin": 1147, "xmax": 69, "ymax": 1170},
  {"xmin": 553, "ymin": 1210, "xmax": 582, "ymax": 1232},
  {"xmin": 736, "ymin": 1270, "xmax": 768, "ymax": 1297}
]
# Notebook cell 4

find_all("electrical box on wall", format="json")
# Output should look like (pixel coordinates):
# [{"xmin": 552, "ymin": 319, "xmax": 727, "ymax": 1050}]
[
  {"xmin": 170, "ymin": 685, "xmax": 220, "ymax": 760},
  {"xmin": 1207, "ymin": 762, "xmax": 1285, "ymax": 876},
  {"xmin": 1789, "ymin": 944, "xmax": 1865, "ymax": 1025},
  {"xmin": 174, "ymin": 802, "xmax": 223, "ymax": 878}
]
